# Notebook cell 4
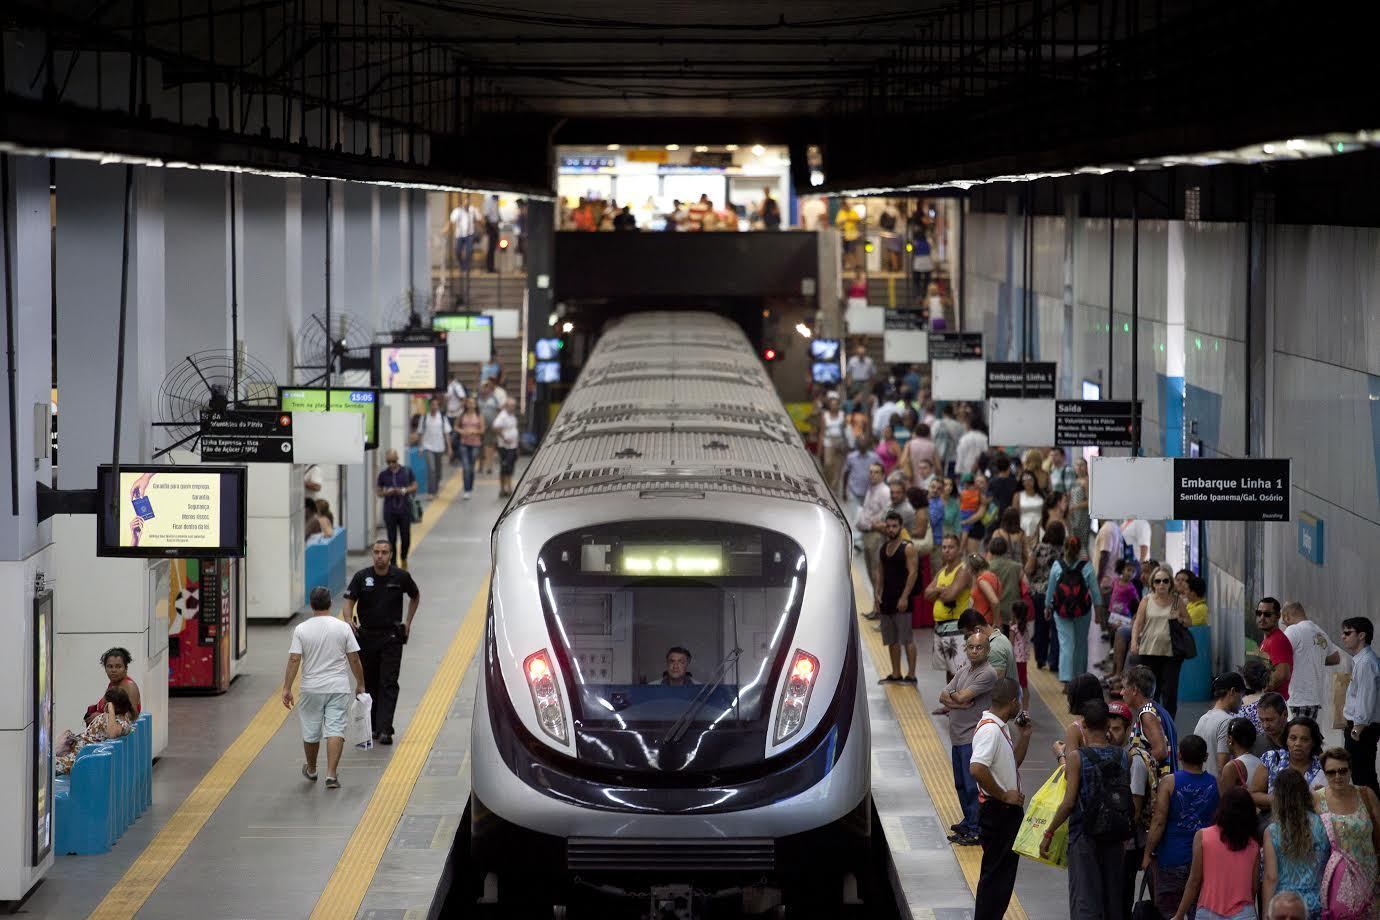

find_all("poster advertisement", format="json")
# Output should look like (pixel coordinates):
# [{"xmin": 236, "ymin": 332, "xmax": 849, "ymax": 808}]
[
  {"xmin": 117, "ymin": 471, "xmax": 221, "ymax": 550},
  {"xmin": 33, "ymin": 588, "xmax": 54, "ymax": 865},
  {"xmin": 375, "ymin": 345, "xmax": 443, "ymax": 391}
]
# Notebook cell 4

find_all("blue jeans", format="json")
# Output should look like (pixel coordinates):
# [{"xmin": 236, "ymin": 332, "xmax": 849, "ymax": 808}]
[
  {"xmin": 424, "ymin": 450, "xmax": 444, "ymax": 496},
  {"xmin": 1195, "ymin": 908, "xmax": 1257, "ymax": 920},
  {"xmin": 1055, "ymin": 612, "xmax": 1090, "ymax": 681},
  {"xmin": 455, "ymin": 234, "xmax": 474, "ymax": 267},
  {"xmin": 458, "ymin": 444, "xmax": 479, "ymax": 492},
  {"xmin": 951, "ymin": 742, "xmax": 980, "ymax": 834}
]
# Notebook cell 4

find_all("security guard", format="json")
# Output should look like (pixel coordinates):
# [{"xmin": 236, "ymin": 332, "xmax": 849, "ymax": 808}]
[{"xmin": 341, "ymin": 539, "xmax": 420, "ymax": 745}]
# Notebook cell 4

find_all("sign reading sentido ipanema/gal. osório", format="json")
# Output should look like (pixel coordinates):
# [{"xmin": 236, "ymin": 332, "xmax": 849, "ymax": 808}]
[{"xmin": 1090, "ymin": 456, "xmax": 1292, "ymax": 522}]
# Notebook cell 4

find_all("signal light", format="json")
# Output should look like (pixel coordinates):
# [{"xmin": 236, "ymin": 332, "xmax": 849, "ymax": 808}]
[
  {"xmin": 762, "ymin": 347, "xmax": 778, "ymax": 362},
  {"xmin": 499, "ymin": 238, "xmax": 510, "ymax": 250}
]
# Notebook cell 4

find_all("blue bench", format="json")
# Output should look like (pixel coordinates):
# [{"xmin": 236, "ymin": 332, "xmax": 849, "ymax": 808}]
[
  {"xmin": 1178, "ymin": 624, "xmax": 1213, "ymax": 703},
  {"xmin": 304, "ymin": 526, "xmax": 349, "ymax": 609},
  {"xmin": 53, "ymin": 712, "xmax": 152, "ymax": 855}
]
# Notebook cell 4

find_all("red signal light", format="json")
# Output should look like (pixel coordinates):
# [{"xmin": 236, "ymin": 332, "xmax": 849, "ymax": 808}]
[{"xmin": 763, "ymin": 347, "xmax": 778, "ymax": 362}]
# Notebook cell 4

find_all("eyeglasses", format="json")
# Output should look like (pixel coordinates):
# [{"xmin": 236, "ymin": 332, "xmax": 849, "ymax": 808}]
[
  {"xmin": 1324, "ymin": 767, "xmax": 1351, "ymax": 777},
  {"xmin": 1152, "ymin": 578, "xmax": 1171, "ymax": 585}
]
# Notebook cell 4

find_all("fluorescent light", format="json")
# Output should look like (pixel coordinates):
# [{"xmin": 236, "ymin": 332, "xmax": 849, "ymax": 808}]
[
  {"xmin": 606, "ymin": 144, "xmax": 620, "ymax": 151},
  {"xmin": 752, "ymin": 144, "xmax": 766, "ymax": 157},
  {"xmin": 795, "ymin": 323, "xmax": 812, "ymax": 339},
  {"xmin": 694, "ymin": 145, "xmax": 709, "ymax": 153},
  {"xmin": 561, "ymin": 321, "xmax": 574, "ymax": 333},
  {"xmin": 725, "ymin": 144, "xmax": 739, "ymax": 151},
  {"xmin": 665, "ymin": 144, "xmax": 680, "ymax": 151}
]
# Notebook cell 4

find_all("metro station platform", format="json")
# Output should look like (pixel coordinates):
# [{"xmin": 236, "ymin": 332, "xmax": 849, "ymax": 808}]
[{"xmin": 18, "ymin": 466, "xmax": 1209, "ymax": 920}]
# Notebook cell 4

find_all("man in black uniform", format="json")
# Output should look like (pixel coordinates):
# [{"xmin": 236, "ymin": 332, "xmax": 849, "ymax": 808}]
[{"xmin": 342, "ymin": 539, "xmax": 420, "ymax": 745}]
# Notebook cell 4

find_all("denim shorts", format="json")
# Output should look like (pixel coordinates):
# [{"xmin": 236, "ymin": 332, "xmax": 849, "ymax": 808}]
[
  {"xmin": 298, "ymin": 691, "xmax": 351, "ymax": 742},
  {"xmin": 1196, "ymin": 907, "xmax": 1257, "ymax": 920}
]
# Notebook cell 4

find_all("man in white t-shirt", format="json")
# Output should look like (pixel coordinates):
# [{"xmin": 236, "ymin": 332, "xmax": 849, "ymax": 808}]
[
  {"xmin": 416, "ymin": 397, "xmax": 452, "ymax": 496},
  {"xmin": 1120, "ymin": 518, "xmax": 1151, "ymax": 566},
  {"xmin": 1282, "ymin": 601, "xmax": 1341, "ymax": 720},
  {"xmin": 1193, "ymin": 672, "xmax": 1245, "ymax": 776},
  {"xmin": 491, "ymin": 398, "xmax": 521, "ymax": 498},
  {"xmin": 970, "ymin": 677, "xmax": 1032, "ymax": 918},
  {"xmin": 283, "ymin": 586, "xmax": 364, "ymax": 789}
]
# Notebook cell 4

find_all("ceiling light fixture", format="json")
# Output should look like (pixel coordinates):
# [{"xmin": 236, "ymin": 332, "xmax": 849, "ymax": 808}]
[
  {"xmin": 752, "ymin": 145, "xmax": 766, "ymax": 157},
  {"xmin": 665, "ymin": 144, "xmax": 680, "ymax": 151},
  {"xmin": 607, "ymin": 144, "xmax": 620, "ymax": 151}
]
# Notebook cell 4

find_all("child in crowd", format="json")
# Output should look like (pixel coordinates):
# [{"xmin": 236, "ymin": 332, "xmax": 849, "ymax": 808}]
[{"xmin": 1010, "ymin": 600, "xmax": 1031, "ymax": 690}]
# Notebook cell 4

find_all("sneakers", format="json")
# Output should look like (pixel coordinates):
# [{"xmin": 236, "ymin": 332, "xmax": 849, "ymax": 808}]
[
  {"xmin": 947, "ymin": 831, "xmax": 980, "ymax": 846},
  {"xmin": 463, "ymin": 492, "xmax": 472, "ymax": 501},
  {"xmin": 302, "ymin": 763, "xmax": 318, "ymax": 782},
  {"xmin": 325, "ymin": 776, "xmax": 340, "ymax": 790}
]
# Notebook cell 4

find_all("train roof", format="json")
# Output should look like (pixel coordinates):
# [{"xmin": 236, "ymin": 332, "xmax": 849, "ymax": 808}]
[{"xmin": 504, "ymin": 312, "xmax": 842, "ymax": 519}]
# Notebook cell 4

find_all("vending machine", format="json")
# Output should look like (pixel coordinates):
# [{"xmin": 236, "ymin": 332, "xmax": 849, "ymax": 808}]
[{"xmin": 167, "ymin": 557, "xmax": 238, "ymax": 692}]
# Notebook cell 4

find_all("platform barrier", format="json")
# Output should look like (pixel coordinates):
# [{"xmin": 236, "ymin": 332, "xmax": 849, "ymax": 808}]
[
  {"xmin": 304, "ymin": 526, "xmax": 349, "ymax": 608},
  {"xmin": 54, "ymin": 713, "xmax": 152, "ymax": 855},
  {"xmin": 1178, "ymin": 624, "xmax": 1212, "ymax": 703}
]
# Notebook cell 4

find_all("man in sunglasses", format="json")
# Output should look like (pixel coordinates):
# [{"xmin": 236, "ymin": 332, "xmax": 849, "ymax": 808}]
[
  {"xmin": 1255, "ymin": 597, "xmax": 1293, "ymax": 702},
  {"xmin": 1340, "ymin": 616, "xmax": 1380, "ymax": 795}
]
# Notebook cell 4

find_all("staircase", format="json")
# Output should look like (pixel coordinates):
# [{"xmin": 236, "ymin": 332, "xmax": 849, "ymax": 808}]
[{"xmin": 431, "ymin": 270, "xmax": 528, "ymax": 392}]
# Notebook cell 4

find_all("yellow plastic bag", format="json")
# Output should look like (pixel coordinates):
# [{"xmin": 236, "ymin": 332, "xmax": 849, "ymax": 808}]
[{"xmin": 1012, "ymin": 766, "xmax": 1068, "ymax": 869}]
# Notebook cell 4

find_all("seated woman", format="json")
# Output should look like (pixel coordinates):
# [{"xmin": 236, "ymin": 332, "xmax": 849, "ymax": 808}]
[
  {"xmin": 314, "ymin": 499, "xmax": 336, "ymax": 539},
  {"xmin": 84, "ymin": 647, "xmax": 141, "ymax": 725},
  {"xmin": 60, "ymin": 687, "xmax": 137, "ymax": 774}
]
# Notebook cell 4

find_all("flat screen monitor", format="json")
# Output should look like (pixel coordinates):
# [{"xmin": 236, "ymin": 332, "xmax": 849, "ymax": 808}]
[
  {"xmin": 432, "ymin": 313, "xmax": 492, "ymax": 364},
  {"xmin": 535, "ymin": 361, "xmax": 561, "ymax": 384},
  {"xmin": 96, "ymin": 464, "xmax": 248, "ymax": 558},
  {"xmin": 535, "ymin": 337, "xmax": 562, "ymax": 361},
  {"xmin": 812, "ymin": 362, "xmax": 842, "ymax": 385},
  {"xmin": 810, "ymin": 338, "xmax": 842, "ymax": 361},
  {"xmin": 277, "ymin": 387, "xmax": 380, "ymax": 449},
  {"xmin": 371, "ymin": 343, "xmax": 446, "ymax": 392},
  {"xmin": 1081, "ymin": 378, "xmax": 1102, "ymax": 401}
]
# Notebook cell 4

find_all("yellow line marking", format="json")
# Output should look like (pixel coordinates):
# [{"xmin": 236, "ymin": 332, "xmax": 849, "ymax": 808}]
[
  {"xmin": 852, "ymin": 564, "xmax": 1028, "ymax": 920},
  {"xmin": 309, "ymin": 573, "xmax": 490, "ymax": 920},
  {"xmin": 88, "ymin": 471, "xmax": 467, "ymax": 920}
]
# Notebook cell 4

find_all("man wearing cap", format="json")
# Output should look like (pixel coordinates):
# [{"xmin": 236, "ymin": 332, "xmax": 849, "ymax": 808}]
[
  {"xmin": 1193, "ymin": 672, "xmax": 1245, "ymax": 776},
  {"xmin": 1110, "ymin": 699, "xmax": 1154, "ymax": 920}
]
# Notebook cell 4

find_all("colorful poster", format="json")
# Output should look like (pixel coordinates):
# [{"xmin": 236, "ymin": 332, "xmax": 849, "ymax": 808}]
[
  {"xmin": 117, "ymin": 471, "xmax": 221, "ymax": 550},
  {"xmin": 377, "ymin": 345, "xmax": 441, "ymax": 391},
  {"xmin": 33, "ymin": 589, "xmax": 53, "ymax": 865}
]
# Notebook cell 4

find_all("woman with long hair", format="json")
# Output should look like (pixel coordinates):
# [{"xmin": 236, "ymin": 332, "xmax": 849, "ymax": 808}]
[
  {"xmin": 1052, "ymin": 672, "xmax": 1106, "ymax": 762},
  {"xmin": 966, "ymin": 553, "xmax": 1002, "ymax": 626},
  {"xmin": 1170, "ymin": 786, "xmax": 1262, "ymax": 920},
  {"xmin": 1068, "ymin": 456, "xmax": 1091, "ymax": 550},
  {"xmin": 455, "ymin": 396, "xmax": 485, "ymax": 499},
  {"xmin": 1045, "ymin": 535, "xmax": 1101, "ymax": 684},
  {"xmin": 1130, "ymin": 563, "xmax": 1193, "ymax": 717},
  {"xmin": 1264, "ymin": 768, "xmax": 1330, "ymax": 919},
  {"xmin": 58, "ymin": 687, "xmax": 136, "ymax": 774},
  {"xmin": 1012, "ymin": 469, "xmax": 1045, "ymax": 540}
]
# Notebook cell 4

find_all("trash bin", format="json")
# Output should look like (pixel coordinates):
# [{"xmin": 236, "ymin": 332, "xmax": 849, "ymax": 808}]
[{"xmin": 1178, "ymin": 624, "xmax": 1213, "ymax": 703}]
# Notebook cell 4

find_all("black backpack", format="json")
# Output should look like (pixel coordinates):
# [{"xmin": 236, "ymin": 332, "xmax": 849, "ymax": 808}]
[
  {"xmin": 1052, "ymin": 562, "xmax": 1093, "ymax": 619},
  {"xmin": 1081, "ymin": 747, "xmax": 1135, "ymax": 843}
]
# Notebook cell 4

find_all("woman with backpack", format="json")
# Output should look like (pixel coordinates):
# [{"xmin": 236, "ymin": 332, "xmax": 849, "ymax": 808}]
[
  {"xmin": 1312, "ymin": 748, "xmax": 1380, "ymax": 919},
  {"xmin": 1264, "ymin": 768, "xmax": 1331, "ymax": 920},
  {"xmin": 1041, "ymin": 699, "xmax": 1133, "ymax": 919},
  {"xmin": 1145, "ymin": 734, "xmax": 1221, "ymax": 917},
  {"xmin": 1169, "ymin": 786, "xmax": 1261, "ymax": 920},
  {"xmin": 1044, "ymin": 535, "xmax": 1101, "ymax": 685}
]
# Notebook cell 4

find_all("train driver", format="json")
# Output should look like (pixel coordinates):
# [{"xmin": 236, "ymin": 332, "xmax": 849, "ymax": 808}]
[{"xmin": 659, "ymin": 647, "xmax": 700, "ymax": 686}]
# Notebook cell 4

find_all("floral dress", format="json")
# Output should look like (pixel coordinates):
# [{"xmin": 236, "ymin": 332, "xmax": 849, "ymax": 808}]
[
  {"xmin": 1262, "ymin": 749, "xmax": 1326, "ymax": 792},
  {"xmin": 1315, "ymin": 787, "xmax": 1380, "ymax": 919},
  {"xmin": 56, "ymin": 716, "xmax": 131, "ymax": 775}
]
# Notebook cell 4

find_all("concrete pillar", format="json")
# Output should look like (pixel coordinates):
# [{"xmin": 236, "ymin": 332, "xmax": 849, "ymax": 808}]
[
  {"xmin": 0, "ymin": 153, "xmax": 57, "ymax": 899},
  {"xmin": 524, "ymin": 200, "xmax": 555, "ymax": 437},
  {"xmin": 1163, "ymin": 222, "xmax": 1188, "ymax": 570},
  {"xmin": 51, "ymin": 162, "xmax": 170, "ymax": 758}
]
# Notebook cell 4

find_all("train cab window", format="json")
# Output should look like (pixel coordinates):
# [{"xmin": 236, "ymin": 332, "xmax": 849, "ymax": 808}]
[{"xmin": 536, "ymin": 521, "xmax": 806, "ymax": 772}]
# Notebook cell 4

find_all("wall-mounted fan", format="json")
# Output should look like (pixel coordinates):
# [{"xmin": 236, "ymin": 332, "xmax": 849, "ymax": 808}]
[
  {"xmin": 295, "ymin": 311, "xmax": 373, "ymax": 384},
  {"xmin": 153, "ymin": 349, "xmax": 279, "ymax": 458},
  {"xmin": 383, "ymin": 288, "xmax": 433, "ymax": 341}
]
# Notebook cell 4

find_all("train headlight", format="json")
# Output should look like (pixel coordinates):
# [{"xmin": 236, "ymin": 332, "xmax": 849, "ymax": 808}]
[
  {"xmin": 773, "ymin": 649, "xmax": 819, "ymax": 744},
  {"xmin": 524, "ymin": 649, "xmax": 569, "ymax": 744}
]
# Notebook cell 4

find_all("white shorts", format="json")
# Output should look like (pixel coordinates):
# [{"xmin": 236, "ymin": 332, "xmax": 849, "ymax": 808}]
[{"xmin": 298, "ymin": 691, "xmax": 351, "ymax": 743}]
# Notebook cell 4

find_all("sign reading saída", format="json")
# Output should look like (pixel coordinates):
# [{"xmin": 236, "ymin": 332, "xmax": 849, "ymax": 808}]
[
  {"xmin": 929, "ymin": 332, "xmax": 983, "ymax": 361},
  {"xmin": 1055, "ymin": 400, "xmax": 1141, "ymax": 447}
]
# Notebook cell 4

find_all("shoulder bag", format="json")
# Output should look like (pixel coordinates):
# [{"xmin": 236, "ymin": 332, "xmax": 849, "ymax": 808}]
[{"xmin": 1169, "ymin": 616, "xmax": 1197, "ymax": 660}]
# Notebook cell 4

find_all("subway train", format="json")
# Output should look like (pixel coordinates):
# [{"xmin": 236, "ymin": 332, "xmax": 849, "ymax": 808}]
[{"xmin": 464, "ymin": 313, "xmax": 873, "ymax": 918}]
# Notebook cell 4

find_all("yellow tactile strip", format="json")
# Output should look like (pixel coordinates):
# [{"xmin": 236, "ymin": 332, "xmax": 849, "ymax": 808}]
[
  {"xmin": 88, "ymin": 471, "xmax": 467, "ymax": 920},
  {"xmin": 852, "ymin": 565, "xmax": 1028, "ymax": 920},
  {"xmin": 309, "ymin": 572, "xmax": 490, "ymax": 919}
]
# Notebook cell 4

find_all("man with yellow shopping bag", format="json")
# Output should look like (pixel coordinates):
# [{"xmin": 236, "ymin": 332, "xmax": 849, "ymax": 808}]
[{"xmin": 971, "ymin": 677, "xmax": 1034, "ymax": 920}]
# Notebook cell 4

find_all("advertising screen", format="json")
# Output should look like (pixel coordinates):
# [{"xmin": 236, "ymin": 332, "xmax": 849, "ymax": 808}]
[
  {"xmin": 811, "ymin": 362, "xmax": 842, "ymax": 385},
  {"xmin": 32, "ymin": 588, "xmax": 53, "ymax": 866},
  {"xmin": 535, "ymin": 361, "xmax": 561, "ymax": 384},
  {"xmin": 810, "ymin": 338, "xmax": 841, "ymax": 361},
  {"xmin": 371, "ymin": 344, "xmax": 446, "ymax": 392},
  {"xmin": 535, "ymin": 337, "xmax": 562, "ymax": 361},
  {"xmin": 432, "ymin": 312, "xmax": 493, "ymax": 363},
  {"xmin": 96, "ymin": 464, "xmax": 248, "ymax": 558},
  {"xmin": 277, "ymin": 387, "xmax": 380, "ymax": 449}
]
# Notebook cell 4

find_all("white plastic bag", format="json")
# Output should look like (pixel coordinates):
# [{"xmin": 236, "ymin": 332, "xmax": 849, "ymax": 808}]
[{"xmin": 347, "ymin": 693, "xmax": 373, "ymax": 749}]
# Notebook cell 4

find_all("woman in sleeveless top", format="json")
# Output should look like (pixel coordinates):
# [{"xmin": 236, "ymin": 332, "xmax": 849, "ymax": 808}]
[
  {"xmin": 925, "ymin": 535, "xmax": 971, "ymax": 680},
  {"xmin": 1013, "ymin": 470, "xmax": 1045, "ymax": 539},
  {"xmin": 819, "ymin": 396, "xmax": 848, "ymax": 498},
  {"xmin": 1314, "ymin": 748, "xmax": 1380, "ymax": 919},
  {"xmin": 85, "ymin": 646, "xmax": 142, "ymax": 724},
  {"xmin": 1170, "ymin": 787, "xmax": 1261, "ymax": 920},
  {"xmin": 1265, "ymin": 769, "xmax": 1331, "ymax": 920},
  {"xmin": 1218, "ymin": 716, "xmax": 1263, "ymax": 796},
  {"xmin": 1131, "ymin": 564, "xmax": 1191, "ymax": 717}
]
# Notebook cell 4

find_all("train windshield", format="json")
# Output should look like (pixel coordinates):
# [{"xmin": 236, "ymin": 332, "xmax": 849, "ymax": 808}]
[{"xmin": 537, "ymin": 521, "xmax": 806, "ymax": 773}]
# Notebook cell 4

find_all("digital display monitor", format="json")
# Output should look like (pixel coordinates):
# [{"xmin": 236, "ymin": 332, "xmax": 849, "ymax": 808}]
[
  {"xmin": 32, "ymin": 589, "xmax": 52, "ymax": 866},
  {"xmin": 618, "ymin": 543, "xmax": 725, "ymax": 576},
  {"xmin": 535, "ymin": 337, "xmax": 563, "ymax": 361},
  {"xmin": 96, "ymin": 464, "xmax": 248, "ymax": 558},
  {"xmin": 431, "ymin": 312, "xmax": 493, "ymax": 332},
  {"xmin": 812, "ymin": 362, "xmax": 842, "ymax": 384},
  {"xmin": 432, "ymin": 313, "xmax": 493, "ymax": 363},
  {"xmin": 277, "ymin": 387, "xmax": 380, "ymax": 449},
  {"xmin": 371, "ymin": 344, "xmax": 446, "ymax": 392},
  {"xmin": 810, "ymin": 338, "xmax": 841, "ymax": 361},
  {"xmin": 535, "ymin": 361, "xmax": 561, "ymax": 384}
]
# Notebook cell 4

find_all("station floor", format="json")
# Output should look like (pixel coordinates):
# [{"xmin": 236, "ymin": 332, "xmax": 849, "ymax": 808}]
[{"xmin": 21, "ymin": 468, "xmax": 1216, "ymax": 920}]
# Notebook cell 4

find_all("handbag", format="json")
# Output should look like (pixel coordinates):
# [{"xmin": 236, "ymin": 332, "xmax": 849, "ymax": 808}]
[
  {"xmin": 1320, "ymin": 808, "xmax": 1373, "ymax": 920},
  {"xmin": 346, "ymin": 693, "xmax": 374, "ymax": 749},
  {"xmin": 1169, "ymin": 618, "xmax": 1197, "ymax": 659},
  {"xmin": 1012, "ymin": 767, "xmax": 1068, "ymax": 868},
  {"xmin": 1332, "ymin": 672, "xmax": 1352, "ymax": 730},
  {"xmin": 1130, "ymin": 872, "xmax": 1162, "ymax": 920},
  {"xmin": 409, "ymin": 494, "xmax": 424, "ymax": 524}
]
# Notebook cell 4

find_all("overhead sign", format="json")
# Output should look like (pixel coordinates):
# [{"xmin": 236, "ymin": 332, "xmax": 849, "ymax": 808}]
[
  {"xmin": 689, "ymin": 151, "xmax": 733, "ymax": 168},
  {"xmin": 929, "ymin": 332, "xmax": 983, "ymax": 361},
  {"xmin": 1298, "ymin": 512, "xmax": 1324, "ymax": 564},
  {"xmin": 560, "ymin": 154, "xmax": 615, "ymax": 170},
  {"xmin": 1173, "ymin": 458, "xmax": 1290, "ymax": 522},
  {"xmin": 884, "ymin": 312, "xmax": 929, "ymax": 364},
  {"xmin": 987, "ymin": 362, "xmax": 1056, "ymax": 399},
  {"xmin": 990, "ymin": 398, "xmax": 1056, "ymax": 446},
  {"xmin": 1055, "ymin": 400, "xmax": 1141, "ymax": 447},
  {"xmin": 626, "ymin": 149, "xmax": 669, "ymax": 164},
  {"xmin": 199, "ymin": 410, "xmax": 294, "ymax": 462}
]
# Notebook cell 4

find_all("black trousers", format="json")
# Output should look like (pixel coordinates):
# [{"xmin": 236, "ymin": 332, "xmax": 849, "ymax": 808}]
[
  {"xmin": 358, "ymin": 627, "xmax": 404, "ymax": 735},
  {"xmin": 484, "ymin": 219, "xmax": 499, "ymax": 272},
  {"xmin": 973, "ymin": 799, "xmax": 1024, "ymax": 920},
  {"xmin": 1140, "ymin": 653, "xmax": 1182, "ymax": 719},
  {"xmin": 1346, "ymin": 721, "xmax": 1380, "ymax": 795},
  {"xmin": 383, "ymin": 511, "xmax": 412, "ymax": 563}
]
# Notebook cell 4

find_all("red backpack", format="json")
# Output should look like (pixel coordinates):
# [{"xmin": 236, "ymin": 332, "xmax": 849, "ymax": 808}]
[{"xmin": 1052, "ymin": 562, "xmax": 1092, "ymax": 619}]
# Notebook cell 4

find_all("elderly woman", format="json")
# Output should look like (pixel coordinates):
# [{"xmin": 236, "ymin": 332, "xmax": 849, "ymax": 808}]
[
  {"xmin": 60, "ymin": 687, "xmax": 136, "ymax": 774},
  {"xmin": 1130, "ymin": 564, "xmax": 1193, "ymax": 718},
  {"xmin": 1312, "ymin": 747, "xmax": 1380, "ymax": 918},
  {"xmin": 84, "ymin": 646, "xmax": 141, "ymax": 725}
]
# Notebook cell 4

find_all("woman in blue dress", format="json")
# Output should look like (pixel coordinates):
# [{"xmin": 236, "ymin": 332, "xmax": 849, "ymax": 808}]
[{"xmin": 1264, "ymin": 768, "xmax": 1331, "ymax": 920}]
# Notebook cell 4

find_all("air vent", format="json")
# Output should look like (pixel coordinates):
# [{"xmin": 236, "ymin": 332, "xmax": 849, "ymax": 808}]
[
  {"xmin": 703, "ymin": 440, "xmax": 729, "ymax": 451},
  {"xmin": 614, "ymin": 447, "xmax": 642, "ymax": 459},
  {"xmin": 567, "ymin": 838, "xmax": 774, "ymax": 873}
]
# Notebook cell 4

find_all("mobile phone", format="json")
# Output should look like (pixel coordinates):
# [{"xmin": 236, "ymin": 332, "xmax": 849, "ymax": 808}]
[
  {"xmin": 1015, "ymin": 711, "xmax": 1030, "ymax": 727},
  {"xmin": 132, "ymin": 496, "xmax": 155, "ymax": 520}
]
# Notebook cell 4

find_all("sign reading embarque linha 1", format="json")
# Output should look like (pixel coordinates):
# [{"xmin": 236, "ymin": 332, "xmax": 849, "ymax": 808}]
[{"xmin": 1172, "ymin": 458, "xmax": 1291, "ymax": 522}]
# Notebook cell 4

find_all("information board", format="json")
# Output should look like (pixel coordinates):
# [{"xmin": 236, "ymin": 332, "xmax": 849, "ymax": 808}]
[
  {"xmin": 96, "ymin": 464, "xmax": 248, "ymax": 558},
  {"xmin": 929, "ymin": 331, "xmax": 983, "ymax": 361},
  {"xmin": 1173, "ymin": 458, "xmax": 1291, "ymax": 522},
  {"xmin": 199, "ymin": 410, "xmax": 294, "ymax": 462},
  {"xmin": 1055, "ymin": 400, "xmax": 1142, "ymax": 447},
  {"xmin": 277, "ymin": 387, "xmax": 379, "ymax": 449},
  {"xmin": 986, "ymin": 362, "xmax": 1056, "ymax": 399}
]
